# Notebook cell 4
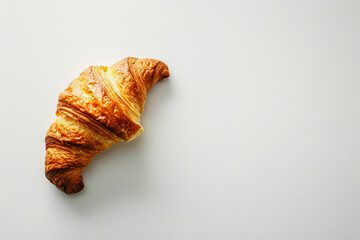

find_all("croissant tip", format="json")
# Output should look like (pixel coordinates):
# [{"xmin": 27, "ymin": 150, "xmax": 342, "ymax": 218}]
[
  {"xmin": 64, "ymin": 181, "xmax": 84, "ymax": 195},
  {"xmin": 162, "ymin": 67, "xmax": 170, "ymax": 79},
  {"xmin": 46, "ymin": 169, "xmax": 85, "ymax": 195},
  {"xmin": 158, "ymin": 62, "xmax": 170, "ymax": 81}
]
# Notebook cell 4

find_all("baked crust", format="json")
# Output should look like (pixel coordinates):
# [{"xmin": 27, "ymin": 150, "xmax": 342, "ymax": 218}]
[{"xmin": 45, "ymin": 57, "xmax": 170, "ymax": 194}]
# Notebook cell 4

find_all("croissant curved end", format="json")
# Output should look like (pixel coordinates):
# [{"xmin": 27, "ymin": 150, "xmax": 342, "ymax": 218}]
[
  {"xmin": 159, "ymin": 63, "xmax": 170, "ymax": 80},
  {"xmin": 46, "ymin": 168, "xmax": 85, "ymax": 194}
]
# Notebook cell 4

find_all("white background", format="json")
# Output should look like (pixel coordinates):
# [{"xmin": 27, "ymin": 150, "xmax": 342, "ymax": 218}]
[{"xmin": 1, "ymin": 0, "xmax": 359, "ymax": 239}]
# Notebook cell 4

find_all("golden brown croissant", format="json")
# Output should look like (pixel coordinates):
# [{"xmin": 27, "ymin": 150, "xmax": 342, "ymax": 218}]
[{"xmin": 45, "ymin": 57, "xmax": 170, "ymax": 194}]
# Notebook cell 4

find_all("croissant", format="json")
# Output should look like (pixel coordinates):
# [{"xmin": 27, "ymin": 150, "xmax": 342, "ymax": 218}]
[{"xmin": 45, "ymin": 57, "xmax": 170, "ymax": 194}]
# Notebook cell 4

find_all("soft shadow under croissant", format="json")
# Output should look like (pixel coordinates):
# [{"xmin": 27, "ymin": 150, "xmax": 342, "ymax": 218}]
[{"xmin": 45, "ymin": 57, "xmax": 170, "ymax": 194}]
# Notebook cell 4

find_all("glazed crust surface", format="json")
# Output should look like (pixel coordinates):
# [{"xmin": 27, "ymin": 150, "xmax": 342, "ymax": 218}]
[{"xmin": 45, "ymin": 57, "xmax": 170, "ymax": 194}]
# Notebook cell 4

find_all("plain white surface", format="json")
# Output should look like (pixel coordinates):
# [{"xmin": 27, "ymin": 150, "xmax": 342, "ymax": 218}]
[{"xmin": 1, "ymin": 0, "xmax": 359, "ymax": 239}]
